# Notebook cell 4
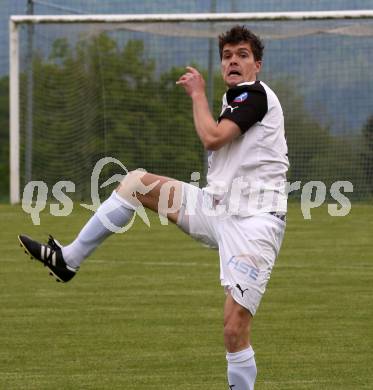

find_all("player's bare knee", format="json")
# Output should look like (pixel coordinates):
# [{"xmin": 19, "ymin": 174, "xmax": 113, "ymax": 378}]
[
  {"xmin": 224, "ymin": 308, "xmax": 251, "ymax": 352},
  {"xmin": 116, "ymin": 170, "xmax": 148, "ymax": 200},
  {"xmin": 224, "ymin": 324, "xmax": 239, "ymax": 343},
  {"xmin": 224, "ymin": 324, "xmax": 242, "ymax": 351}
]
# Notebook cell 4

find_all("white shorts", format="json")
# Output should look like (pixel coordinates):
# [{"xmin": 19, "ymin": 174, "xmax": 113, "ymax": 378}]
[{"xmin": 177, "ymin": 183, "xmax": 286, "ymax": 316}]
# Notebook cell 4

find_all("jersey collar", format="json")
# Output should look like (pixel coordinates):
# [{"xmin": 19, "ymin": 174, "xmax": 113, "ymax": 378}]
[{"xmin": 236, "ymin": 81, "xmax": 257, "ymax": 86}]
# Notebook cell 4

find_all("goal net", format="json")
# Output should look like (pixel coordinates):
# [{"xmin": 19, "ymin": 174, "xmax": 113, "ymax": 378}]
[{"xmin": 10, "ymin": 12, "xmax": 373, "ymax": 203}]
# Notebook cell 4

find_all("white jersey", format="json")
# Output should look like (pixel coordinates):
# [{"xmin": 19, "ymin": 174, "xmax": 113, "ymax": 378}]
[{"xmin": 203, "ymin": 80, "xmax": 289, "ymax": 216}]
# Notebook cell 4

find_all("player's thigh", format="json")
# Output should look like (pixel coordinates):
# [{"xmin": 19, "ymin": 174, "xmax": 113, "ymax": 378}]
[
  {"xmin": 176, "ymin": 182, "xmax": 219, "ymax": 248},
  {"xmin": 117, "ymin": 170, "xmax": 182, "ymax": 224}
]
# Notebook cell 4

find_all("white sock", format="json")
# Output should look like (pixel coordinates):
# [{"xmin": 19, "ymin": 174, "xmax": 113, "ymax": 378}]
[
  {"xmin": 62, "ymin": 191, "xmax": 135, "ymax": 269},
  {"xmin": 227, "ymin": 346, "xmax": 257, "ymax": 390}
]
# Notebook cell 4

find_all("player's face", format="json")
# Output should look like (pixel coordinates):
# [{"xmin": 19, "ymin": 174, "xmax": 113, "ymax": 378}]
[{"xmin": 221, "ymin": 42, "xmax": 262, "ymax": 87}]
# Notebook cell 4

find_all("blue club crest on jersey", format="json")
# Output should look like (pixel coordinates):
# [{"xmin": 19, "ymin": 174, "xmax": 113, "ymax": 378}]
[{"xmin": 233, "ymin": 92, "xmax": 249, "ymax": 103}]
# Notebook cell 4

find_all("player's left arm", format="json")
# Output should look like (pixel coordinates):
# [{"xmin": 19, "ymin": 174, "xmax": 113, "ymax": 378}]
[{"xmin": 176, "ymin": 66, "xmax": 241, "ymax": 151}]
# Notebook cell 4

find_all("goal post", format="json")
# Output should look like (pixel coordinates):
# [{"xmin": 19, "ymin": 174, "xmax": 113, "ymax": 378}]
[
  {"xmin": 9, "ymin": 18, "xmax": 20, "ymax": 204},
  {"xmin": 9, "ymin": 11, "xmax": 373, "ymax": 204}
]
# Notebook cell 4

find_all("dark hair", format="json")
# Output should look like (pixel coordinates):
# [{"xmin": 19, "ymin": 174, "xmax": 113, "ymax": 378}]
[{"xmin": 218, "ymin": 25, "xmax": 264, "ymax": 61}]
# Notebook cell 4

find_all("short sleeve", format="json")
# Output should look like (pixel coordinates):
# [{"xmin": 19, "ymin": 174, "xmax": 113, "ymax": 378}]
[{"xmin": 218, "ymin": 82, "xmax": 268, "ymax": 134}]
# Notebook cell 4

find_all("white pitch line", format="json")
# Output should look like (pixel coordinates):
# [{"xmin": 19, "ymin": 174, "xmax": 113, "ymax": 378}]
[
  {"xmin": 89, "ymin": 259, "xmax": 214, "ymax": 267},
  {"xmin": 87, "ymin": 259, "xmax": 373, "ymax": 270},
  {"xmin": 261, "ymin": 379, "xmax": 331, "ymax": 384}
]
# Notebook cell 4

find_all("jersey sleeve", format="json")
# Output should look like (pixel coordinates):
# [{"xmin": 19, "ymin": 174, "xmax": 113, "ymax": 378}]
[{"xmin": 218, "ymin": 83, "xmax": 268, "ymax": 134}]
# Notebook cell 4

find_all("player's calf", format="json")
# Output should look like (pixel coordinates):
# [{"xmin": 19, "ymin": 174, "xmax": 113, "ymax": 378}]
[{"xmin": 224, "ymin": 294, "xmax": 256, "ymax": 389}]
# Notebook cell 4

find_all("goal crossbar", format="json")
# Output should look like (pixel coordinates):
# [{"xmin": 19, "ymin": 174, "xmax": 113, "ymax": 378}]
[{"xmin": 10, "ymin": 10, "xmax": 373, "ymax": 25}]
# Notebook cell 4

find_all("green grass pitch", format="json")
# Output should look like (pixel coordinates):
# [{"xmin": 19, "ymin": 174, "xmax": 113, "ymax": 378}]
[{"xmin": 0, "ymin": 202, "xmax": 372, "ymax": 389}]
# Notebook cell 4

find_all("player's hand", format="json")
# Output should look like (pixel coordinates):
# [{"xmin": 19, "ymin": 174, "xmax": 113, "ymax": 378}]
[{"xmin": 176, "ymin": 66, "xmax": 206, "ymax": 98}]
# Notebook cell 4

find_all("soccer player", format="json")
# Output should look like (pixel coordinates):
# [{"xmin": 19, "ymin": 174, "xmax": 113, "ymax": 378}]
[{"xmin": 19, "ymin": 26, "xmax": 289, "ymax": 389}]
